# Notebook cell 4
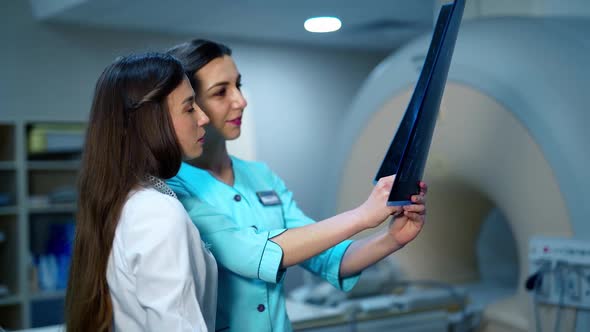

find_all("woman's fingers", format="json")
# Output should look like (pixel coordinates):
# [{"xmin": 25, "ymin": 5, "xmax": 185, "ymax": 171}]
[
  {"xmin": 419, "ymin": 181, "xmax": 428, "ymax": 195},
  {"xmin": 411, "ymin": 194, "xmax": 426, "ymax": 204},
  {"xmin": 378, "ymin": 175, "xmax": 395, "ymax": 188},
  {"xmin": 403, "ymin": 204, "xmax": 425, "ymax": 214},
  {"xmin": 403, "ymin": 211, "xmax": 425, "ymax": 221}
]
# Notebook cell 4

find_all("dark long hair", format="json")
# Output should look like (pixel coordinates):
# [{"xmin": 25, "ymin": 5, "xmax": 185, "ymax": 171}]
[
  {"xmin": 65, "ymin": 53, "xmax": 185, "ymax": 332},
  {"xmin": 166, "ymin": 39, "xmax": 232, "ymax": 91}
]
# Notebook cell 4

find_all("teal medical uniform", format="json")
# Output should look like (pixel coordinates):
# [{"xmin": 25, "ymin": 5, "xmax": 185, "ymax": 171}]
[{"xmin": 167, "ymin": 156, "xmax": 360, "ymax": 332}]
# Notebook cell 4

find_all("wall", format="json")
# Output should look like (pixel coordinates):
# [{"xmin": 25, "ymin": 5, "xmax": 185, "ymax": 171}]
[
  {"xmin": 0, "ymin": 0, "xmax": 386, "ymax": 219},
  {"xmin": 0, "ymin": 0, "xmax": 387, "ymax": 294}
]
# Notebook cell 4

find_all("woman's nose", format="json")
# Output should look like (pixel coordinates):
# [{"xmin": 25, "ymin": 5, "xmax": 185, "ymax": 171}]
[
  {"xmin": 232, "ymin": 90, "xmax": 248, "ymax": 109},
  {"xmin": 194, "ymin": 103, "xmax": 209, "ymax": 126}
]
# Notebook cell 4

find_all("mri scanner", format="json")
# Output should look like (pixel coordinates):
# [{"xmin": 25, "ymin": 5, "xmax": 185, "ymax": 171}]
[{"xmin": 288, "ymin": 17, "xmax": 590, "ymax": 332}]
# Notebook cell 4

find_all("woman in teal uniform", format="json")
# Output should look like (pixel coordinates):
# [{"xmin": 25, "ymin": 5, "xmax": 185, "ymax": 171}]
[{"xmin": 166, "ymin": 40, "xmax": 427, "ymax": 332}]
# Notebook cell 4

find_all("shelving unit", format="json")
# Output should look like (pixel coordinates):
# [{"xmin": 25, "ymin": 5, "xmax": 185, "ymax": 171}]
[
  {"xmin": 0, "ymin": 295, "xmax": 22, "ymax": 306},
  {"xmin": 0, "ymin": 122, "xmax": 21, "ymax": 330},
  {"xmin": 27, "ymin": 161, "xmax": 81, "ymax": 171},
  {"xmin": 0, "ymin": 121, "xmax": 84, "ymax": 329},
  {"xmin": 0, "ymin": 161, "xmax": 17, "ymax": 171},
  {"xmin": 28, "ymin": 205, "xmax": 77, "ymax": 214},
  {"xmin": 0, "ymin": 206, "xmax": 18, "ymax": 216}
]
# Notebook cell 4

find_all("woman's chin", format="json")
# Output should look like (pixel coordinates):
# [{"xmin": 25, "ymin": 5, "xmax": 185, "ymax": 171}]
[
  {"xmin": 224, "ymin": 130, "xmax": 241, "ymax": 141},
  {"xmin": 183, "ymin": 149, "xmax": 203, "ymax": 161}
]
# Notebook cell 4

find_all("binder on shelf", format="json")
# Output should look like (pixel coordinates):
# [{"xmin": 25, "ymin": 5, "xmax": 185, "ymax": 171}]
[{"xmin": 27, "ymin": 123, "xmax": 86, "ymax": 160}]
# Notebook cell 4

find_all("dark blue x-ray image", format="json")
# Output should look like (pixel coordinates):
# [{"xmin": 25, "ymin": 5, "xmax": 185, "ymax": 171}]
[{"xmin": 375, "ymin": 0, "xmax": 465, "ymax": 206}]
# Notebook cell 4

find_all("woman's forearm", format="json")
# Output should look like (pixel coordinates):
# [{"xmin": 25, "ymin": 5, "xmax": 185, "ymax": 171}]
[
  {"xmin": 270, "ymin": 209, "xmax": 368, "ymax": 268},
  {"xmin": 271, "ymin": 175, "xmax": 398, "ymax": 269},
  {"xmin": 339, "ymin": 230, "xmax": 402, "ymax": 277}
]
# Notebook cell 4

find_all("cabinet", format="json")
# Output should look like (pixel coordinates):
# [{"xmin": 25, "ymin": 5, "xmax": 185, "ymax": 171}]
[{"xmin": 0, "ymin": 121, "xmax": 84, "ymax": 329}]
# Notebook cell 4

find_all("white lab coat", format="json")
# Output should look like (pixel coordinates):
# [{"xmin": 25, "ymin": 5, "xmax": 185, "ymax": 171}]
[{"xmin": 106, "ymin": 187, "xmax": 217, "ymax": 331}]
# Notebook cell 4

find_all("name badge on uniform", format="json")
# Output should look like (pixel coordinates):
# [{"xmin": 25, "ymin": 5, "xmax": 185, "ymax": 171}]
[{"xmin": 256, "ymin": 190, "xmax": 281, "ymax": 206}]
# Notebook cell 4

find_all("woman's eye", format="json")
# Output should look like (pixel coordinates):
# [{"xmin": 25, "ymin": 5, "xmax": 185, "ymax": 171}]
[{"xmin": 214, "ymin": 88, "xmax": 226, "ymax": 97}]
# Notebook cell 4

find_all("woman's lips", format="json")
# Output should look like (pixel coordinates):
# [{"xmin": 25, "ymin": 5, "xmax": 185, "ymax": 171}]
[
  {"xmin": 227, "ymin": 117, "xmax": 242, "ymax": 126},
  {"xmin": 197, "ymin": 131, "xmax": 206, "ymax": 143}
]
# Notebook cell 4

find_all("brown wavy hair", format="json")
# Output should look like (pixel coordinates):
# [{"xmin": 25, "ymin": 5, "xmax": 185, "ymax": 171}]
[
  {"xmin": 166, "ymin": 39, "xmax": 232, "ymax": 92},
  {"xmin": 65, "ymin": 53, "xmax": 185, "ymax": 332}
]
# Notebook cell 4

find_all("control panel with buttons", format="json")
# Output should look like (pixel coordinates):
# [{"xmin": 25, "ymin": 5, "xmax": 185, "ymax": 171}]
[{"xmin": 529, "ymin": 236, "xmax": 590, "ymax": 309}]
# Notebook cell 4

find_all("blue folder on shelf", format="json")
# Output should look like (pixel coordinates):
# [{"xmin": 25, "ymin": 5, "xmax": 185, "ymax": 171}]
[{"xmin": 374, "ymin": 0, "xmax": 465, "ymax": 206}]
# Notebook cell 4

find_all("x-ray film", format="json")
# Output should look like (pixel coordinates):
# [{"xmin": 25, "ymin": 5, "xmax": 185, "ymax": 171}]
[{"xmin": 374, "ymin": 0, "xmax": 465, "ymax": 205}]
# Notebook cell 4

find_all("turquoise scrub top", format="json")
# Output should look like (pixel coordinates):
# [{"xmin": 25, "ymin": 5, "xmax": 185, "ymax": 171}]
[{"xmin": 167, "ymin": 156, "xmax": 360, "ymax": 332}]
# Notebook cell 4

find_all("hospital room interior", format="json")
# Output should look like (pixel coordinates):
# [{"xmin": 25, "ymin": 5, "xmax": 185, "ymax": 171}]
[{"xmin": 0, "ymin": 0, "xmax": 589, "ymax": 331}]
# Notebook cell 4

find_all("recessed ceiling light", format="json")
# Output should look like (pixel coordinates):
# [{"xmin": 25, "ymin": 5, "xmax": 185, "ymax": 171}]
[{"xmin": 304, "ymin": 16, "xmax": 342, "ymax": 33}]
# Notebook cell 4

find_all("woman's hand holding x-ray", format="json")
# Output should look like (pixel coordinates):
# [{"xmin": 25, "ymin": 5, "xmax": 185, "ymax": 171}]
[
  {"xmin": 356, "ymin": 175, "xmax": 400, "ymax": 229},
  {"xmin": 387, "ymin": 181, "xmax": 427, "ymax": 247},
  {"xmin": 338, "ymin": 179, "xmax": 427, "ymax": 277}
]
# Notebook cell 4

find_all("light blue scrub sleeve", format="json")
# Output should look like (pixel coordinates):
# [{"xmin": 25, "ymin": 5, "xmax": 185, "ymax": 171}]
[
  {"xmin": 181, "ymin": 197, "xmax": 286, "ymax": 284},
  {"xmin": 264, "ymin": 164, "xmax": 361, "ymax": 291}
]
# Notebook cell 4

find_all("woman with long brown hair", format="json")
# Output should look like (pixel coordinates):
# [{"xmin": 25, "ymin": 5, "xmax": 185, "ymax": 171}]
[{"xmin": 64, "ymin": 53, "xmax": 215, "ymax": 331}]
